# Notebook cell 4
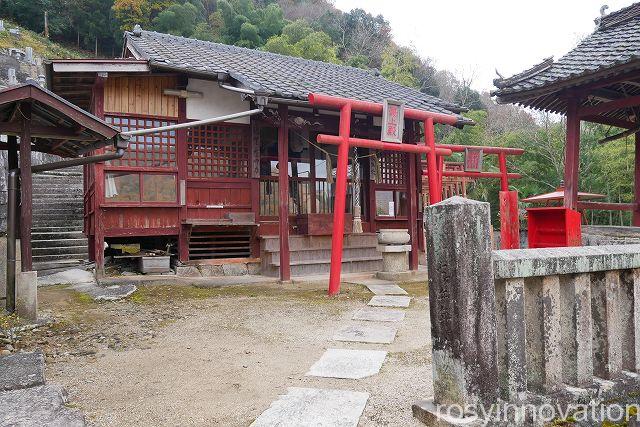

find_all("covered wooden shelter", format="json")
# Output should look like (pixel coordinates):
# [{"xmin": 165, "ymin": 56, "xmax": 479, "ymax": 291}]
[
  {"xmin": 493, "ymin": 2, "xmax": 640, "ymax": 225},
  {"xmin": 0, "ymin": 81, "xmax": 125, "ymax": 314}
]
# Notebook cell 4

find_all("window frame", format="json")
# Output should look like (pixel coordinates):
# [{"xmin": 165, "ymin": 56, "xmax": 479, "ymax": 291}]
[{"xmin": 103, "ymin": 112, "xmax": 179, "ymax": 207}]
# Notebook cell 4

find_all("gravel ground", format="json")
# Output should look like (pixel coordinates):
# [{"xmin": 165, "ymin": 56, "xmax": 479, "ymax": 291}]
[{"xmin": 13, "ymin": 280, "xmax": 431, "ymax": 426}]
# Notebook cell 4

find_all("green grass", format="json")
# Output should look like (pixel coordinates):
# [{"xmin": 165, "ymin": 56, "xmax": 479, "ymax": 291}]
[{"xmin": 0, "ymin": 19, "xmax": 87, "ymax": 59}]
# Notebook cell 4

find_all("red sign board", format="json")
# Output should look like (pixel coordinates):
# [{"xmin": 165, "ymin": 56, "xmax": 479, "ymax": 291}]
[
  {"xmin": 381, "ymin": 99, "xmax": 404, "ymax": 143},
  {"xmin": 464, "ymin": 147, "xmax": 484, "ymax": 172}
]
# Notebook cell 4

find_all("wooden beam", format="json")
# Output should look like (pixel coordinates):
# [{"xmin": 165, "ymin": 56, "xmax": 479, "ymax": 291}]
[
  {"xmin": 19, "ymin": 104, "xmax": 33, "ymax": 272},
  {"xmin": 580, "ymin": 115, "xmax": 636, "ymax": 129},
  {"xmin": 579, "ymin": 94, "xmax": 640, "ymax": 117},
  {"xmin": 0, "ymin": 123, "xmax": 97, "ymax": 140}
]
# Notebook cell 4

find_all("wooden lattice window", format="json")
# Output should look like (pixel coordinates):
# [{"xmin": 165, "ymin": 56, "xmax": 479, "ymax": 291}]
[
  {"xmin": 105, "ymin": 115, "xmax": 177, "ymax": 168},
  {"xmin": 379, "ymin": 152, "xmax": 406, "ymax": 186},
  {"xmin": 187, "ymin": 124, "xmax": 250, "ymax": 178}
]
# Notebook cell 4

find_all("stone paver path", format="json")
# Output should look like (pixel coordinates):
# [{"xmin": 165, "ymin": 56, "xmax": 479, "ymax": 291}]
[
  {"xmin": 352, "ymin": 307, "xmax": 405, "ymax": 322},
  {"xmin": 306, "ymin": 349, "xmax": 387, "ymax": 379},
  {"xmin": 252, "ymin": 279, "xmax": 413, "ymax": 425},
  {"xmin": 250, "ymin": 387, "xmax": 369, "ymax": 427},
  {"xmin": 333, "ymin": 324, "xmax": 398, "ymax": 344},
  {"xmin": 365, "ymin": 284, "xmax": 408, "ymax": 295},
  {"xmin": 368, "ymin": 295, "xmax": 411, "ymax": 308}
]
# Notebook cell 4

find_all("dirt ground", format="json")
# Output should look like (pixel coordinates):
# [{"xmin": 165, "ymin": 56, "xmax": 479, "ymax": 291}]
[{"xmin": 13, "ymin": 280, "xmax": 432, "ymax": 426}]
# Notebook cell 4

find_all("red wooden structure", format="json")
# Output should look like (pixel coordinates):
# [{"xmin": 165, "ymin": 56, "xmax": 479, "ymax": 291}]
[
  {"xmin": 493, "ymin": 3, "xmax": 640, "ymax": 241},
  {"xmin": 0, "ymin": 82, "xmax": 123, "ymax": 312}
]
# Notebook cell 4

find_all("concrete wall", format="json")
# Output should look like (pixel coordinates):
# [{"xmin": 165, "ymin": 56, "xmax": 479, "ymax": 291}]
[{"xmin": 186, "ymin": 78, "xmax": 251, "ymax": 124}]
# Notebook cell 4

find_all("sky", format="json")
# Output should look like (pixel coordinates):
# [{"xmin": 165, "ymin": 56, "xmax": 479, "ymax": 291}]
[{"xmin": 333, "ymin": 0, "xmax": 631, "ymax": 92}]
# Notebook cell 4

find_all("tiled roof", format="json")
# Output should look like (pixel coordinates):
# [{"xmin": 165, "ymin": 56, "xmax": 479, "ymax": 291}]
[
  {"xmin": 493, "ymin": 2, "xmax": 640, "ymax": 104},
  {"xmin": 124, "ymin": 29, "xmax": 468, "ymax": 123}
]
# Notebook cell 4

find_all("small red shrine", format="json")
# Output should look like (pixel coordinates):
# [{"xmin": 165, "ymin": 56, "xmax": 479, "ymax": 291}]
[{"xmin": 493, "ymin": 2, "xmax": 640, "ymax": 245}]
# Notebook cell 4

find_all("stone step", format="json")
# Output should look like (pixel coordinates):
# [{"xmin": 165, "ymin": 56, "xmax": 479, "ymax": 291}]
[
  {"xmin": 32, "ymin": 245, "xmax": 87, "ymax": 256},
  {"xmin": 261, "ymin": 233, "xmax": 378, "ymax": 252},
  {"xmin": 32, "ymin": 253, "xmax": 88, "ymax": 263},
  {"xmin": 32, "ymin": 230, "xmax": 85, "ymax": 240},
  {"xmin": 32, "ymin": 212, "xmax": 83, "ymax": 221},
  {"xmin": 34, "ymin": 260, "xmax": 92, "ymax": 276},
  {"xmin": 31, "ymin": 225, "xmax": 84, "ymax": 233},
  {"xmin": 32, "ymin": 238, "xmax": 88, "ymax": 249},
  {"xmin": 263, "ymin": 257, "xmax": 382, "ymax": 277},
  {"xmin": 31, "ymin": 219, "xmax": 83, "ymax": 228},
  {"xmin": 264, "ymin": 246, "xmax": 381, "ymax": 265}
]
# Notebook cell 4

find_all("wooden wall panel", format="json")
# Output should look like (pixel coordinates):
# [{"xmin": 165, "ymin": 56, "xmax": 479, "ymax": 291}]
[
  {"xmin": 103, "ymin": 207, "xmax": 179, "ymax": 234},
  {"xmin": 186, "ymin": 180, "xmax": 252, "ymax": 220},
  {"xmin": 104, "ymin": 76, "xmax": 178, "ymax": 118}
]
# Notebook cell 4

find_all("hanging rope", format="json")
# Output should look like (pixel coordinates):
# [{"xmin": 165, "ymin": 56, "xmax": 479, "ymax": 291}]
[
  {"xmin": 352, "ymin": 148, "xmax": 363, "ymax": 233},
  {"xmin": 325, "ymin": 151, "xmax": 334, "ymax": 184}
]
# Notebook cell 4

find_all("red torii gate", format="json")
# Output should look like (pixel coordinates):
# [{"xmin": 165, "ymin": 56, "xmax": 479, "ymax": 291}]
[
  {"xmin": 423, "ymin": 144, "xmax": 525, "ymax": 252},
  {"xmin": 309, "ymin": 93, "xmax": 457, "ymax": 296},
  {"xmin": 308, "ymin": 93, "xmax": 524, "ymax": 296}
]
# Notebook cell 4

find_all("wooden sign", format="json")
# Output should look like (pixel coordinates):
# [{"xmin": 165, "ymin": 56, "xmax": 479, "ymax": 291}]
[
  {"xmin": 464, "ymin": 147, "xmax": 484, "ymax": 172},
  {"xmin": 381, "ymin": 99, "xmax": 404, "ymax": 143}
]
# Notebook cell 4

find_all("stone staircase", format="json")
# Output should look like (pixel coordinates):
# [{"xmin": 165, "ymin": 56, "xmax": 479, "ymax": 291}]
[
  {"xmin": 31, "ymin": 170, "xmax": 88, "ymax": 275},
  {"xmin": 260, "ymin": 234, "xmax": 382, "ymax": 277}
]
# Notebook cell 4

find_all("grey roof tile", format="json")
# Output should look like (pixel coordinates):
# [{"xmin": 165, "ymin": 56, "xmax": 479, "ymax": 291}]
[
  {"xmin": 125, "ymin": 30, "xmax": 465, "ymax": 120},
  {"xmin": 493, "ymin": 3, "xmax": 640, "ymax": 97}
]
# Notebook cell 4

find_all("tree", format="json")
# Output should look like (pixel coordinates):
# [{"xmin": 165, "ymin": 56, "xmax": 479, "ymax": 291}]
[
  {"xmin": 381, "ymin": 46, "xmax": 419, "ymax": 88},
  {"xmin": 281, "ymin": 20, "xmax": 313, "ymax": 44},
  {"xmin": 152, "ymin": 2, "xmax": 199, "ymax": 36},
  {"xmin": 263, "ymin": 34, "xmax": 300, "ymax": 56},
  {"xmin": 113, "ymin": 0, "xmax": 151, "ymax": 31},
  {"xmin": 238, "ymin": 22, "xmax": 261, "ymax": 47},
  {"xmin": 295, "ymin": 31, "xmax": 338, "ymax": 62}
]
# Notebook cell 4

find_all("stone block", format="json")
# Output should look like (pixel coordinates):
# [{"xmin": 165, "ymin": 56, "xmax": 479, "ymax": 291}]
[
  {"xmin": 368, "ymin": 295, "xmax": 410, "ymax": 308},
  {"xmin": 174, "ymin": 265, "xmax": 201, "ymax": 277},
  {"xmin": 504, "ymin": 278, "xmax": 527, "ymax": 401},
  {"xmin": 592, "ymin": 271, "xmax": 623, "ymax": 379},
  {"xmin": 306, "ymin": 348, "xmax": 387, "ymax": 379},
  {"xmin": 198, "ymin": 264, "xmax": 224, "ymax": 277},
  {"xmin": 412, "ymin": 398, "xmax": 485, "ymax": 426},
  {"xmin": 542, "ymin": 274, "xmax": 562, "ymax": 392},
  {"xmin": 352, "ymin": 307, "xmax": 405, "ymax": 322},
  {"xmin": 365, "ymin": 284, "xmax": 407, "ymax": 295},
  {"xmin": 16, "ymin": 270, "xmax": 37, "ymax": 321},
  {"xmin": 0, "ymin": 384, "xmax": 86, "ymax": 426},
  {"xmin": 251, "ymin": 387, "xmax": 368, "ymax": 427},
  {"xmin": 380, "ymin": 251, "xmax": 409, "ymax": 272},
  {"xmin": 247, "ymin": 262, "xmax": 262, "ymax": 275},
  {"xmin": 424, "ymin": 196, "xmax": 499, "ymax": 407},
  {"xmin": 222, "ymin": 263, "xmax": 248, "ymax": 276},
  {"xmin": 0, "ymin": 236, "xmax": 6, "ymax": 299},
  {"xmin": 560, "ymin": 273, "xmax": 593, "ymax": 386},
  {"xmin": 333, "ymin": 324, "xmax": 397, "ymax": 344},
  {"xmin": 0, "ymin": 351, "xmax": 45, "ymax": 391}
]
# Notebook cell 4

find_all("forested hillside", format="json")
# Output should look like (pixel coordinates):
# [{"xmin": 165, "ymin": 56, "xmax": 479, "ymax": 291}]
[{"xmin": 0, "ymin": 0, "xmax": 635, "ymax": 226}]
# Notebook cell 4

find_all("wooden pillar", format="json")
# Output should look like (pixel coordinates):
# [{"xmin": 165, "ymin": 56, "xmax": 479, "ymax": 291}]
[
  {"xmin": 277, "ymin": 105, "xmax": 291, "ymax": 282},
  {"xmin": 406, "ymin": 121, "xmax": 419, "ymax": 270},
  {"xmin": 564, "ymin": 98, "xmax": 581, "ymax": 210},
  {"xmin": 92, "ymin": 74, "xmax": 106, "ymax": 276},
  {"xmin": 424, "ymin": 118, "xmax": 441, "ymax": 204},
  {"xmin": 250, "ymin": 117, "xmax": 261, "ymax": 258},
  {"xmin": 7, "ymin": 135, "xmax": 18, "ymax": 240},
  {"xmin": 634, "ymin": 132, "xmax": 640, "ymax": 226},
  {"xmin": 177, "ymin": 90, "xmax": 189, "ymax": 262},
  {"xmin": 19, "ymin": 103, "xmax": 33, "ymax": 272}
]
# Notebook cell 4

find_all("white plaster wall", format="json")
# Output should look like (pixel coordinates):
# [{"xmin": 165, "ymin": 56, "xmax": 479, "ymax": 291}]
[{"xmin": 186, "ymin": 78, "xmax": 251, "ymax": 124}]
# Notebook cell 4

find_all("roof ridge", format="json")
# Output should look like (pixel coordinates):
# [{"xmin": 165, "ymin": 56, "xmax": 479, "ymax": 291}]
[
  {"xmin": 128, "ymin": 29, "xmax": 378, "ymax": 77},
  {"xmin": 493, "ymin": 57, "xmax": 554, "ymax": 89},
  {"xmin": 597, "ymin": 2, "xmax": 640, "ymax": 29}
]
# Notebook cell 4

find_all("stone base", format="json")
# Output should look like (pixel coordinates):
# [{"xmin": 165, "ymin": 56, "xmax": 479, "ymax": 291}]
[
  {"xmin": 376, "ymin": 270, "xmax": 421, "ymax": 282},
  {"xmin": 175, "ymin": 262, "xmax": 258, "ymax": 277},
  {"xmin": 16, "ymin": 270, "xmax": 37, "ymax": 321},
  {"xmin": 412, "ymin": 399, "xmax": 485, "ymax": 426},
  {"xmin": 380, "ymin": 250, "xmax": 409, "ymax": 272}
]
